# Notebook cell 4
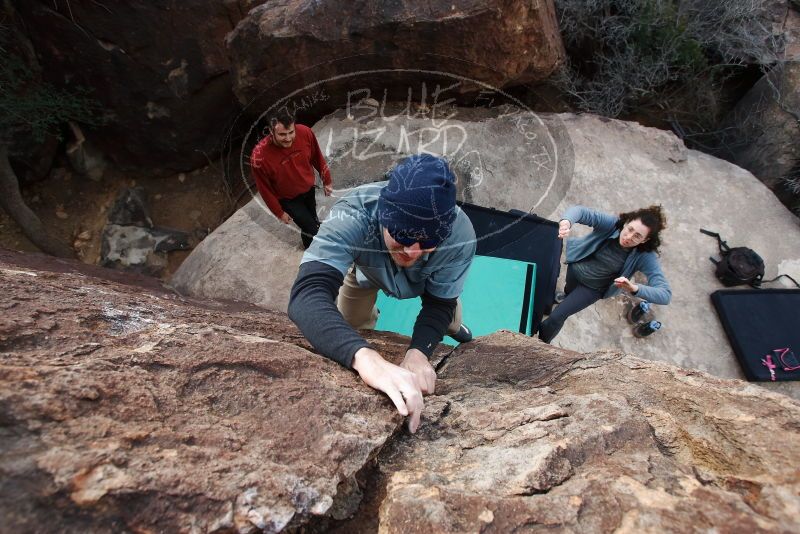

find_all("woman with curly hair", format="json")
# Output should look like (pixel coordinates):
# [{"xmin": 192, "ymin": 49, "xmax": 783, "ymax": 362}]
[{"xmin": 538, "ymin": 205, "xmax": 671, "ymax": 344}]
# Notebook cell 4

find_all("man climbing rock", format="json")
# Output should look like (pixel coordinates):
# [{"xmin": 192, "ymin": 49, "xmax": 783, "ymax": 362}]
[
  {"xmin": 250, "ymin": 110, "xmax": 333, "ymax": 248},
  {"xmin": 288, "ymin": 154, "xmax": 476, "ymax": 433}
]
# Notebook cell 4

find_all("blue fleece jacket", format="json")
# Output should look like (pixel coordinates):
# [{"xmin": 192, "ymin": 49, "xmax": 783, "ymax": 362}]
[{"xmin": 561, "ymin": 206, "xmax": 672, "ymax": 305}]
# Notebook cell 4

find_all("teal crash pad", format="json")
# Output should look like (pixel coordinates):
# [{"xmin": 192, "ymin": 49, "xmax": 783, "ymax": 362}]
[{"xmin": 374, "ymin": 255, "xmax": 536, "ymax": 345}]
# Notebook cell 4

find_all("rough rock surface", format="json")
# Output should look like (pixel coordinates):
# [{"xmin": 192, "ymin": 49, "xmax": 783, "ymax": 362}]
[
  {"xmin": 0, "ymin": 249, "xmax": 410, "ymax": 533},
  {"xmin": 3, "ymin": 250, "xmax": 800, "ymax": 532},
  {"xmin": 764, "ymin": 0, "xmax": 800, "ymax": 61},
  {"xmin": 171, "ymin": 106, "xmax": 800, "ymax": 399},
  {"xmin": 718, "ymin": 61, "xmax": 800, "ymax": 205},
  {"xmin": 225, "ymin": 0, "xmax": 565, "ymax": 110},
  {"xmin": 370, "ymin": 332, "xmax": 800, "ymax": 533},
  {"xmin": 14, "ymin": 1, "xmax": 262, "ymax": 172}
]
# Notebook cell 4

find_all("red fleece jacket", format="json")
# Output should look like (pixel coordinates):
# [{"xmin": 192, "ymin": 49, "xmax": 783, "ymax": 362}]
[{"xmin": 250, "ymin": 124, "xmax": 332, "ymax": 218}]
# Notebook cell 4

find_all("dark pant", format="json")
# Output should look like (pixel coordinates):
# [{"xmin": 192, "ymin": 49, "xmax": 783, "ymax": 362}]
[
  {"xmin": 538, "ymin": 264, "xmax": 604, "ymax": 344},
  {"xmin": 279, "ymin": 187, "xmax": 320, "ymax": 249}
]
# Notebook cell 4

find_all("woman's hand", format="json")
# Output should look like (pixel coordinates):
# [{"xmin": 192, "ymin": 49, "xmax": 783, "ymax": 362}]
[
  {"xmin": 614, "ymin": 277, "xmax": 639, "ymax": 294},
  {"xmin": 558, "ymin": 219, "xmax": 571, "ymax": 239}
]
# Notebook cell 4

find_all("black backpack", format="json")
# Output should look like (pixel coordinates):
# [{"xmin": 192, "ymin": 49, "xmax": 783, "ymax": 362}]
[{"xmin": 700, "ymin": 229, "xmax": 765, "ymax": 287}]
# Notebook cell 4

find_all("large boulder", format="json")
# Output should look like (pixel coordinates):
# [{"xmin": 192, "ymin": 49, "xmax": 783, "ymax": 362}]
[
  {"xmin": 169, "ymin": 199, "xmax": 306, "ymax": 312},
  {"xmin": 717, "ymin": 61, "xmax": 800, "ymax": 205},
  {"xmin": 0, "ymin": 248, "xmax": 413, "ymax": 533},
  {"xmin": 371, "ymin": 332, "xmax": 800, "ymax": 533},
  {"xmin": 171, "ymin": 106, "xmax": 800, "ymax": 399},
  {"xmin": 2, "ymin": 249, "xmax": 799, "ymax": 532},
  {"xmin": 14, "ymin": 1, "xmax": 261, "ymax": 172},
  {"xmin": 225, "ymin": 0, "xmax": 565, "ymax": 112}
]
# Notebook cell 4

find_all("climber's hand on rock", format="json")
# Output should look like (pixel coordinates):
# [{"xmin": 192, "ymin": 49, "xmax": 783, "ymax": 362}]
[
  {"xmin": 352, "ymin": 347, "xmax": 424, "ymax": 433},
  {"xmin": 558, "ymin": 219, "xmax": 571, "ymax": 239},
  {"xmin": 401, "ymin": 348, "xmax": 436, "ymax": 395}
]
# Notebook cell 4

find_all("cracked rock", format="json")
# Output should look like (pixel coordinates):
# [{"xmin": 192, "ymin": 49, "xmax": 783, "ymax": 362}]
[{"xmin": 1, "ymin": 250, "xmax": 799, "ymax": 533}]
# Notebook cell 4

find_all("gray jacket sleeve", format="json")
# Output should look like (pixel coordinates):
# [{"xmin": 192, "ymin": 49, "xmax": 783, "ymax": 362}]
[
  {"xmin": 632, "ymin": 253, "xmax": 672, "ymax": 305},
  {"xmin": 563, "ymin": 205, "xmax": 619, "ymax": 232}
]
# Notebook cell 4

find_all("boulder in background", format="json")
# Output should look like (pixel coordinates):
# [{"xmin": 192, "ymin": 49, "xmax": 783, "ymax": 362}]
[
  {"xmin": 15, "ymin": 0, "xmax": 263, "ymax": 173},
  {"xmin": 225, "ymin": 0, "xmax": 565, "ymax": 112},
  {"xmin": 717, "ymin": 61, "xmax": 800, "ymax": 207}
]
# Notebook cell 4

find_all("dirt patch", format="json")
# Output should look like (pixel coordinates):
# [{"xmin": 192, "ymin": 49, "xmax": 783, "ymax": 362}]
[{"xmin": 0, "ymin": 164, "xmax": 248, "ymax": 279}]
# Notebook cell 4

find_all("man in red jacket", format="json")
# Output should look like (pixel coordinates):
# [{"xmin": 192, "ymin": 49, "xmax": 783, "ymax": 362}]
[{"xmin": 250, "ymin": 111, "xmax": 333, "ymax": 248}]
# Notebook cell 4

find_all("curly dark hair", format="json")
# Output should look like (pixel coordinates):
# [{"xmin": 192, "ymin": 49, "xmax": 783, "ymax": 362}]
[
  {"xmin": 268, "ymin": 109, "xmax": 296, "ymax": 131},
  {"xmin": 615, "ymin": 205, "xmax": 666, "ymax": 253}
]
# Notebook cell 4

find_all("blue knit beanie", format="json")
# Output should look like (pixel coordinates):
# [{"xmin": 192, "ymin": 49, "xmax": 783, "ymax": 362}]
[{"xmin": 378, "ymin": 154, "xmax": 457, "ymax": 247}]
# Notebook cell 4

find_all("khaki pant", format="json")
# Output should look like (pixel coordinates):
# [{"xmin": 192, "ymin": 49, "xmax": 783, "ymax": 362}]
[{"xmin": 337, "ymin": 268, "xmax": 462, "ymax": 333}]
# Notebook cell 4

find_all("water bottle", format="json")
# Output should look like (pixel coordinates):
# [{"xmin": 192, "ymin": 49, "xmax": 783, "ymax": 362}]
[
  {"xmin": 634, "ymin": 320, "xmax": 661, "ymax": 338},
  {"xmin": 627, "ymin": 301, "xmax": 651, "ymax": 324}
]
